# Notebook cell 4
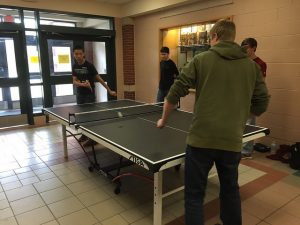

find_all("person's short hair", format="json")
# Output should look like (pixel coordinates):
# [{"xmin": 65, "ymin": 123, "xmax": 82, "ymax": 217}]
[
  {"xmin": 209, "ymin": 19, "xmax": 236, "ymax": 41},
  {"xmin": 241, "ymin": 38, "xmax": 257, "ymax": 48},
  {"xmin": 73, "ymin": 45, "xmax": 84, "ymax": 52},
  {"xmin": 160, "ymin": 46, "xmax": 169, "ymax": 54}
]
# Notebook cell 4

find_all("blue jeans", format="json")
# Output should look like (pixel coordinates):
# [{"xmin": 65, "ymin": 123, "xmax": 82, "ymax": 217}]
[
  {"xmin": 242, "ymin": 116, "xmax": 256, "ymax": 154},
  {"xmin": 185, "ymin": 145, "xmax": 242, "ymax": 225},
  {"xmin": 156, "ymin": 89, "xmax": 169, "ymax": 103}
]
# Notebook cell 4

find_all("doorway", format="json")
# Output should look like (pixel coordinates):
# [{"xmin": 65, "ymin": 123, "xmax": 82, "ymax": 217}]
[
  {"xmin": 40, "ymin": 31, "xmax": 116, "ymax": 108},
  {"xmin": 0, "ymin": 31, "xmax": 32, "ymax": 127}
]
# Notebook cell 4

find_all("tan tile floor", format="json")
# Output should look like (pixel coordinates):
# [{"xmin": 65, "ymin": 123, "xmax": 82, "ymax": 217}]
[{"xmin": 0, "ymin": 124, "xmax": 299, "ymax": 225}]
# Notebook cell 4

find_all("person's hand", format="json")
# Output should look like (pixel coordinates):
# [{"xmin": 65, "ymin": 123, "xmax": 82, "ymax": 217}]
[
  {"xmin": 84, "ymin": 80, "xmax": 92, "ymax": 92},
  {"xmin": 157, "ymin": 118, "xmax": 166, "ymax": 128},
  {"xmin": 109, "ymin": 90, "xmax": 117, "ymax": 96},
  {"xmin": 81, "ymin": 81, "xmax": 87, "ymax": 87}
]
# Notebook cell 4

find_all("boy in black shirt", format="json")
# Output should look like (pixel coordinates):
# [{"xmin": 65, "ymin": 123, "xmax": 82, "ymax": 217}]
[
  {"xmin": 72, "ymin": 45, "xmax": 116, "ymax": 104},
  {"xmin": 72, "ymin": 45, "xmax": 116, "ymax": 143},
  {"xmin": 157, "ymin": 47, "xmax": 179, "ymax": 102}
]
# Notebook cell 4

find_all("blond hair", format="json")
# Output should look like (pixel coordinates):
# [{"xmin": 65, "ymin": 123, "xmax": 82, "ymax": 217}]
[{"xmin": 210, "ymin": 19, "xmax": 236, "ymax": 41}]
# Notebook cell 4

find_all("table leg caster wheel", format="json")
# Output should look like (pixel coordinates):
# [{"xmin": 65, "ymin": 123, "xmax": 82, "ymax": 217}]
[
  {"xmin": 114, "ymin": 186, "xmax": 121, "ymax": 195},
  {"xmin": 88, "ymin": 166, "xmax": 94, "ymax": 172}
]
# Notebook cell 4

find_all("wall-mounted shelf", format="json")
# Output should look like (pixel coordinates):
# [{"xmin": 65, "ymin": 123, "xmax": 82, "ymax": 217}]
[
  {"xmin": 161, "ymin": 16, "xmax": 232, "ymax": 71},
  {"xmin": 177, "ymin": 44, "xmax": 210, "ymax": 68},
  {"xmin": 178, "ymin": 44, "xmax": 210, "ymax": 53}
]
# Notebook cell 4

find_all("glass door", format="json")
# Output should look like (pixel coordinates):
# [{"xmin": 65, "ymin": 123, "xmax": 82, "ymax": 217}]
[
  {"xmin": 0, "ymin": 32, "xmax": 32, "ymax": 126},
  {"xmin": 81, "ymin": 41, "xmax": 109, "ymax": 103},
  {"xmin": 26, "ymin": 30, "xmax": 44, "ymax": 114},
  {"xmin": 47, "ymin": 38, "xmax": 75, "ymax": 106},
  {"xmin": 0, "ymin": 35, "xmax": 20, "ymax": 116},
  {"xmin": 40, "ymin": 32, "xmax": 116, "ymax": 108}
]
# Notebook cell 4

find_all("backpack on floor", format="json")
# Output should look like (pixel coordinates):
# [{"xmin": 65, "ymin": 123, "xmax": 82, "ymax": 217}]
[
  {"xmin": 289, "ymin": 142, "xmax": 300, "ymax": 170},
  {"xmin": 254, "ymin": 143, "xmax": 271, "ymax": 153}
]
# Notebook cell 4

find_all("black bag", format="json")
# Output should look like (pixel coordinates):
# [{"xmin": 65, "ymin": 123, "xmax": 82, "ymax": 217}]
[
  {"xmin": 254, "ymin": 143, "xmax": 271, "ymax": 153},
  {"xmin": 289, "ymin": 142, "xmax": 300, "ymax": 170}
]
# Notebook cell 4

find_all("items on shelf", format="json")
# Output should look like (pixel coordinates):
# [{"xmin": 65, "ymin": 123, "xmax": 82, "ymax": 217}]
[
  {"xmin": 179, "ymin": 23, "xmax": 214, "ymax": 46},
  {"xmin": 198, "ymin": 31, "xmax": 207, "ymax": 44}
]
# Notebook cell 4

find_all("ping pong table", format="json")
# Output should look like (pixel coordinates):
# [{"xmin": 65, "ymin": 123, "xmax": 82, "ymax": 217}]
[{"xmin": 43, "ymin": 99, "xmax": 270, "ymax": 225}]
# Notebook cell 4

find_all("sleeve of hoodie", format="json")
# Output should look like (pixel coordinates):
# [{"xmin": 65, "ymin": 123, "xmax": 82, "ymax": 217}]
[
  {"xmin": 251, "ymin": 66, "xmax": 270, "ymax": 116},
  {"xmin": 166, "ymin": 58, "xmax": 198, "ymax": 104}
]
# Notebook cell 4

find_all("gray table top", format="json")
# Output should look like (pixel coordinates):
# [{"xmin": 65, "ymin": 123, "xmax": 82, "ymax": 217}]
[{"xmin": 44, "ymin": 100, "xmax": 269, "ymax": 171}]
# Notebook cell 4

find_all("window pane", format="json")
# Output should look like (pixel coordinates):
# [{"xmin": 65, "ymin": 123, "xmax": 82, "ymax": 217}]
[
  {"xmin": 52, "ymin": 46, "xmax": 72, "ymax": 73},
  {"xmin": 0, "ymin": 8, "xmax": 21, "ymax": 24},
  {"xmin": 39, "ymin": 12, "xmax": 112, "ymax": 29},
  {"xmin": 0, "ymin": 37, "xmax": 18, "ymax": 78},
  {"xmin": 47, "ymin": 39, "xmax": 73, "ymax": 76},
  {"xmin": 31, "ymin": 85, "xmax": 43, "ymax": 98},
  {"xmin": 40, "ymin": 20, "xmax": 75, "ymax": 27},
  {"xmin": 10, "ymin": 87, "xmax": 20, "ymax": 101},
  {"xmin": 85, "ymin": 41, "xmax": 106, "ymax": 74},
  {"xmin": 81, "ymin": 18, "xmax": 111, "ymax": 29},
  {"xmin": 24, "ymin": 18, "xmax": 36, "ymax": 29},
  {"xmin": 96, "ymin": 82, "xmax": 108, "ymax": 102},
  {"xmin": 0, "ymin": 87, "xmax": 21, "ymax": 116},
  {"xmin": 55, "ymin": 84, "xmax": 73, "ymax": 96},
  {"xmin": 26, "ymin": 31, "xmax": 42, "ymax": 83},
  {"xmin": 24, "ymin": 10, "xmax": 37, "ymax": 29},
  {"xmin": 31, "ymin": 85, "xmax": 44, "ymax": 113},
  {"xmin": 27, "ymin": 45, "xmax": 40, "ymax": 73},
  {"xmin": 52, "ymin": 84, "xmax": 76, "ymax": 106}
]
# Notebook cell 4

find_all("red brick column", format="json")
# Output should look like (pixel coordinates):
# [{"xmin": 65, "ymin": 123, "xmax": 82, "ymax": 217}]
[
  {"xmin": 124, "ymin": 91, "xmax": 135, "ymax": 100},
  {"xmin": 122, "ymin": 24, "xmax": 135, "ymax": 99}
]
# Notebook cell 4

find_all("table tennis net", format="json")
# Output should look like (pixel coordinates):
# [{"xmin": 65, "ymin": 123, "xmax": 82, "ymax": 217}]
[{"xmin": 69, "ymin": 104, "xmax": 162, "ymax": 125}]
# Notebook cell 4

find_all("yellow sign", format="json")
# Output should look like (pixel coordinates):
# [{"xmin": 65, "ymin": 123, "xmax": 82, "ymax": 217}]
[
  {"xmin": 58, "ymin": 55, "xmax": 70, "ymax": 64},
  {"xmin": 30, "ymin": 56, "xmax": 39, "ymax": 63}
]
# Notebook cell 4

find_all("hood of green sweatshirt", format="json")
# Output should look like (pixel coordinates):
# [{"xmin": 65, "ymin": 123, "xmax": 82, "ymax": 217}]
[{"xmin": 209, "ymin": 41, "xmax": 247, "ymax": 60}]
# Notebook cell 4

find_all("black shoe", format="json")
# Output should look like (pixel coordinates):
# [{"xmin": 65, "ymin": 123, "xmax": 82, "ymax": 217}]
[
  {"xmin": 83, "ymin": 139, "xmax": 97, "ymax": 147},
  {"xmin": 78, "ymin": 135, "xmax": 88, "ymax": 142}
]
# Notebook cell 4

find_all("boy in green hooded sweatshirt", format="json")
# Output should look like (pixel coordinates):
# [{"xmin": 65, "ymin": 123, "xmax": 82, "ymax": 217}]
[{"xmin": 157, "ymin": 20, "xmax": 269, "ymax": 225}]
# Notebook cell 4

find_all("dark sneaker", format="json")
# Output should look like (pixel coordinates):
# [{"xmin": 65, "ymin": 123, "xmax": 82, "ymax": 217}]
[
  {"xmin": 78, "ymin": 135, "xmax": 88, "ymax": 142},
  {"xmin": 242, "ymin": 153, "xmax": 253, "ymax": 160},
  {"xmin": 83, "ymin": 139, "xmax": 98, "ymax": 147}
]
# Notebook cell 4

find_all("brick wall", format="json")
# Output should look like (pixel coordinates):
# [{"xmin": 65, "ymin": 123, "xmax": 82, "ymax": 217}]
[
  {"xmin": 124, "ymin": 91, "xmax": 135, "ymax": 100},
  {"xmin": 122, "ymin": 24, "xmax": 135, "ymax": 99},
  {"xmin": 122, "ymin": 24, "xmax": 135, "ymax": 85}
]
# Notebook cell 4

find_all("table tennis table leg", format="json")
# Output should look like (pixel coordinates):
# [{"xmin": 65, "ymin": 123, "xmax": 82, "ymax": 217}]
[
  {"xmin": 61, "ymin": 125, "xmax": 68, "ymax": 158},
  {"xmin": 153, "ymin": 171, "xmax": 163, "ymax": 225}
]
